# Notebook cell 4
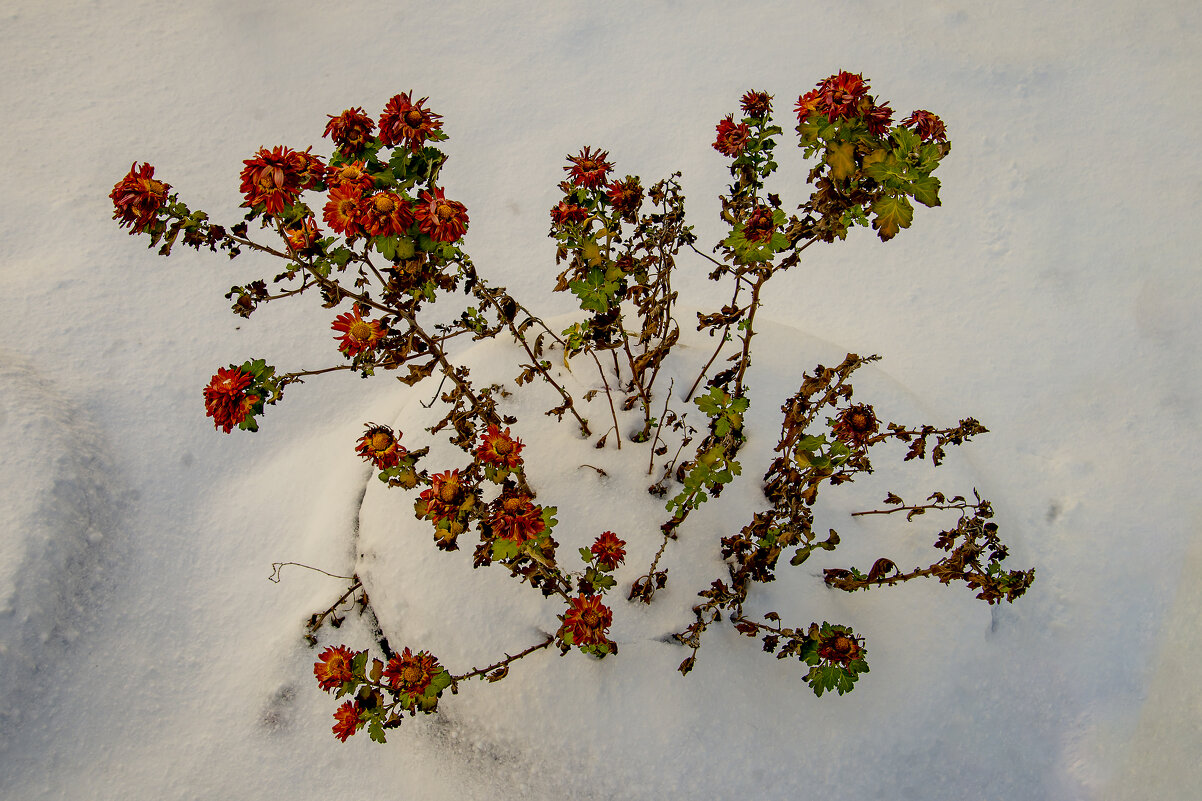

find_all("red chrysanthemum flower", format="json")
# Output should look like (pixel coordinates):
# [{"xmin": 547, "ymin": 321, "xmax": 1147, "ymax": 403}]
[
  {"xmin": 378, "ymin": 92, "xmax": 443, "ymax": 152},
  {"xmin": 713, "ymin": 115, "xmax": 752, "ymax": 158},
  {"xmin": 549, "ymin": 201, "xmax": 589, "ymax": 226},
  {"xmin": 313, "ymin": 645, "xmax": 358, "ymax": 692},
  {"xmin": 604, "ymin": 177, "xmax": 643, "ymax": 221},
  {"xmin": 561, "ymin": 594, "xmax": 613, "ymax": 647},
  {"xmin": 743, "ymin": 205, "xmax": 777, "ymax": 244},
  {"xmin": 476, "ymin": 424, "xmax": 523, "ymax": 469},
  {"xmin": 284, "ymin": 216, "xmax": 322, "ymax": 253},
  {"xmin": 110, "ymin": 162, "xmax": 170, "ymax": 234},
  {"xmin": 332, "ymin": 700, "xmax": 362, "ymax": 742},
  {"xmin": 488, "ymin": 492, "xmax": 546, "ymax": 545},
  {"xmin": 326, "ymin": 160, "xmax": 375, "ymax": 193},
  {"xmin": 794, "ymin": 87, "xmax": 823, "ymax": 122},
  {"xmin": 830, "ymin": 403, "xmax": 879, "ymax": 447},
  {"xmin": 862, "ymin": 102, "xmax": 894, "ymax": 136},
  {"xmin": 323, "ymin": 184, "xmax": 366, "ymax": 237},
  {"xmin": 324, "ymin": 107, "xmax": 376, "ymax": 156},
  {"xmin": 740, "ymin": 90, "xmax": 773, "ymax": 119},
  {"xmin": 816, "ymin": 629, "xmax": 863, "ymax": 666},
  {"xmin": 287, "ymin": 147, "xmax": 326, "ymax": 191},
  {"xmin": 902, "ymin": 110, "xmax": 948, "ymax": 143},
  {"xmin": 357, "ymin": 191, "xmax": 414, "ymax": 238},
  {"xmin": 414, "ymin": 187, "xmax": 468, "ymax": 243},
  {"xmin": 203, "ymin": 366, "xmax": 260, "ymax": 433},
  {"xmin": 356, "ymin": 424, "xmax": 406, "ymax": 470},
  {"xmin": 383, "ymin": 647, "xmax": 441, "ymax": 696},
  {"xmin": 590, "ymin": 531, "xmax": 626, "ymax": 570},
  {"xmin": 332, "ymin": 305, "xmax": 386, "ymax": 357},
  {"xmin": 239, "ymin": 146, "xmax": 304, "ymax": 215},
  {"xmin": 816, "ymin": 71, "xmax": 870, "ymax": 121},
  {"xmin": 419, "ymin": 469, "xmax": 465, "ymax": 522},
  {"xmin": 564, "ymin": 146, "xmax": 613, "ymax": 189}
]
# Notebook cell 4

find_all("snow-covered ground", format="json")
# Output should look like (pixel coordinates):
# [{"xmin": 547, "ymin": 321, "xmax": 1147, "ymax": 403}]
[{"xmin": 2, "ymin": 1, "xmax": 1200, "ymax": 798}]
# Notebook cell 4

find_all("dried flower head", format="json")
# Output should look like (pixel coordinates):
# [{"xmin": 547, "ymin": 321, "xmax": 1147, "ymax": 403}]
[
  {"xmin": 239, "ymin": 146, "xmax": 304, "ymax": 215},
  {"xmin": 323, "ymin": 107, "xmax": 376, "ymax": 156},
  {"xmin": 564, "ymin": 146, "xmax": 613, "ymax": 189},
  {"xmin": 313, "ymin": 645, "xmax": 358, "ymax": 692},
  {"xmin": 816, "ymin": 629, "xmax": 863, "ymax": 666},
  {"xmin": 383, "ymin": 647, "xmax": 441, "ymax": 696},
  {"xmin": 549, "ymin": 201, "xmax": 589, "ymax": 227},
  {"xmin": 357, "ymin": 190, "xmax": 414, "ymax": 238},
  {"xmin": 326, "ymin": 160, "xmax": 375, "ymax": 193},
  {"xmin": 356, "ymin": 424, "xmax": 406, "ymax": 470},
  {"xmin": 713, "ymin": 115, "xmax": 752, "ymax": 158},
  {"xmin": 332, "ymin": 305, "xmax": 385, "ymax": 357},
  {"xmin": 419, "ymin": 469, "xmax": 465, "ymax": 522},
  {"xmin": 831, "ymin": 403, "xmax": 879, "ymax": 447},
  {"xmin": 414, "ymin": 187, "xmax": 468, "ymax": 243},
  {"xmin": 287, "ymin": 147, "xmax": 326, "ymax": 191},
  {"xmin": 740, "ymin": 90, "xmax": 773, "ymax": 119},
  {"xmin": 332, "ymin": 700, "xmax": 362, "ymax": 742},
  {"xmin": 378, "ymin": 92, "xmax": 443, "ymax": 152},
  {"xmin": 605, "ymin": 176, "xmax": 643, "ymax": 221},
  {"xmin": 816, "ymin": 71, "xmax": 870, "ymax": 121},
  {"xmin": 203, "ymin": 366, "xmax": 259, "ymax": 433},
  {"xmin": 476, "ymin": 425, "xmax": 524, "ymax": 469},
  {"xmin": 590, "ymin": 531, "xmax": 626, "ymax": 570},
  {"xmin": 862, "ymin": 101, "xmax": 894, "ymax": 136},
  {"xmin": 902, "ymin": 110, "xmax": 948, "ymax": 143},
  {"xmin": 743, "ymin": 205, "xmax": 777, "ymax": 244},
  {"xmin": 283, "ymin": 216, "xmax": 322, "ymax": 253},
  {"xmin": 110, "ymin": 162, "xmax": 170, "ymax": 233},
  {"xmin": 489, "ymin": 492, "xmax": 545, "ymax": 545},
  {"xmin": 562, "ymin": 594, "xmax": 613, "ymax": 647}
]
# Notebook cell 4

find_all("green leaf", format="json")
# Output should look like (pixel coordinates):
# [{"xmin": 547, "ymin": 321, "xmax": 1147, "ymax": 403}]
[
  {"xmin": 368, "ymin": 719, "xmax": 388, "ymax": 743},
  {"xmin": 827, "ymin": 142, "xmax": 857, "ymax": 182},
  {"xmin": 869, "ymin": 195, "xmax": 914, "ymax": 242},
  {"xmin": 908, "ymin": 174, "xmax": 941, "ymax": 208}
]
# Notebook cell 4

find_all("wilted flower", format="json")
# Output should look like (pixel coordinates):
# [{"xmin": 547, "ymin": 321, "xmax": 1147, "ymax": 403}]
[
  {"xmin": 550, "ymin": 201, "xmax": 589, "ymax": 226},
  {"xmin": 323, "ymin": 184, "xmax": 365, "ymax": 237},
  {"xmin": 383, "ymin": 647, "xmax": 441, "ymax": 696},
  {"xmin": 713, "ymin": 115, "xmax": 751, "ymax": 157},
  {"xmin": 332, "ymin": 700, "xmax": 362, "ymax": 742},
  {"xmin": 283, "ymin": 216, "xmax": 322, "ymax": 253},
  {"xmin": 816, "ymin": 628, "xmax": 863, "ymax": 666},
  {"xmin": 862, "ymin": 101, "xmax": 894, "ymax": 136},
  {"xmin": 287, "ymin": 147, "xmax": 326, "ymax": 191},
  {"xmin": 110, "ymin": 162, "xmax": 170, "ymax": 233},
  {"xmin": 332, "ymin": 305, "xmax": 385, "ymax": 357},
  {"xmin": 740, "ymin": 90, "xmax": 773, "ymax": 119},
  {"xmin": 488, "ymin": 492, "xmax": 545, "ymax": 545},
  {"xmin": 378, "ymin": 92, "xmax": 443, "ymax": 152},
  {"xmin": 590, "ymin": 531, "xmax": 626, "ymax": 570},
  {"xmin": 902, "ymin": 110, "xmax": 948, "ymax": 142},
  {"xmin": 831, "ymin": 403, "xmax": 879, "ymax": 446},
  {"xmin": 561, "ymin": 594, "xmax": 612, "ymax": 646},
  {"xmin": 419, "ymin": 469, "xmax": 466, "ymax": 522},
  {"xmin": 414, "ymin": 187, "xmax": 468, "ymax": 243},
  {"xmin": 326, "ymin": 160, "xmax": 375, "ymax": 193},
  {"xmin": 742, "ymin": 206, "xmax": 777, "ymax": 244},
  {"xmin": 605, "ymin": 177, "xmax": 643, "ymax": 221},
  {"xmin": 357, "ymin": 191, "xmax": 414, "ymax": 238},
  {"xmin": 239, "ymin": 146, "xmax": 304, "ymax": 215},
  {"xmin": 816, "ymin": 71, "xmax": 870, "ymax": 121},
  {"xmin": 564, "ymin": 146, "xmax": 613, "ymax": 189},
  {"xmin": 323, "ymin": 107, "xmax": 376, "ymax": 155},
  {"xmin": 356, "ymin": 424, "xmax": 406, "ymax": 470},
  {"xmin": 314, "ymin": 645, "xmax": 358, "ymax": 692},
  {"xmin": 203, "ymin": 366, "xmax": 259, "ymax": 433}
]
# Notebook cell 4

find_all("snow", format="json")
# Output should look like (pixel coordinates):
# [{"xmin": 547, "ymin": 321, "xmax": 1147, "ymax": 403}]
[{"xmin": 2, "ymin": 0, "xmax": 1200, "ymax": 798}]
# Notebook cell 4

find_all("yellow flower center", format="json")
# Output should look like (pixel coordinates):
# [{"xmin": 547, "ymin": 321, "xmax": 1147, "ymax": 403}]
[
  {"xmin": 436, "ymin": 202, "xmax": 456, "ymax": 221},
  {"xmin": 370, "ymin": 432, "xmax": 393, "ymax": 451},
  {"xmin": 502, "ymin": 496, "xmax": 524, "ymax": 513},
  {"xmin": 405, "ymin": 109, "xmax": 425, "ymax": 127},
  {"xmin": 438, "ymin": 478, "xmax": 459, "ymax": 503},
  {"xmin": 373, "ymin": 195, "xmax": 395, "ymax": 213},
  {"xmin": 401, "ymin": 664, "xmax": 423, "ymax": 685},
  {"xmin": 581, "ymin": 609, "xmax": 600, "ymax": 628},
  {"xmin": 348, "ymin": 319, "xmax": 374, "ymax": 343},
  {"xmin": 341, "ymin": 165, "xmax": 362, "ymax": 181},
  {"xmin": 493, "ymin": 438, "xmax": 513, "ymax": 455}
]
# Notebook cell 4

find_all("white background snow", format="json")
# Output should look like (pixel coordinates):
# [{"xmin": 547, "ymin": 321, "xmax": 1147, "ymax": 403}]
[{"xmin": 1, "ymin": 1, "xmax": 1200, "ymax": 798}]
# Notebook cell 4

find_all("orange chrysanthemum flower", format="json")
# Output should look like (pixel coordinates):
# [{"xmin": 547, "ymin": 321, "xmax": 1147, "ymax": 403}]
[
  {"xmin": 323, "ymin": 184, "xmax": 366, "ymax": 238},
  {"xmin": 356, "ymin": 424, "xmax": 406, "ymax": 470},
  {"xmin": 324, "ymin": 107, "xmax": 376, "ymax": 156},
  {"xmin": 284, "ymin": 216, "xmax": 322, "ymax": 253},
  {"xmin": 326, "ymin": 160, "xmax": 375, "ymax": 193},
  {"xmin": 713, "ymin": 115, "xmax": 752, "ymax": 157},
  {"xmin": 332, "ymin": 305, "xmax": 386, "ymax": 357},
  {"xmin": 590, "ymin": 531, "xmax": 627, "ymax": 570},
  {"xmin": 357, "ymin": 191, "xmax": 414, "ymax": 238},
  {"xmin": 110, "ymin": 162, "xmax": 170, "ymax": 234},
  {"xmin": 203, "ymin": 366, "xmax": 260, "ymax": 433},
  {"xmin": 604, "ymin": 177, "xmax": 643, "ymax": 221},
  {"xmin": 475, "ymin": 424, "xmax": 523, "ymax": 469},
  {"xmin": 794, "ymin": 87, "xmax": 823, "ymax": 122},
  {"xmin": 378, "ymin": 92, "xmax": 443, "ymax": 152},
  {"xmin": 902, "ymin": 110, "xmax": 948, "ymax": 143},
  {"xmin": 414, "ymin": 187, "xmax": 468, "ymax": 243},
  {"xmin": 743, "ymin": 206, "xmax": 776, "ymax": 244},
  {"xmin": 239, "ymin": 146, "xmax": 304, "ymax": 215},
  {"xmin": 314, "ymin": 645, "xmax": 358, "ymax": 692},
  {"xmin": 816, "ymin": 71, "xmax": 870, "ymax": 122},
  {"xmin": 287, "ymin": 147, "xmax": 326, "ymax": 191},
  {"xmin": 332, "ymin": 700, "xmax": 362, "ymax": 742},
  {"xmin": 489, "ymin": 492, "xmax": 545, "ymax": 545},
  {"xmin": 740, "ymin": 90, "xmax": 773, "ymax": 119},
  {"xmin": 562, "ymin": 594, "xmax": 613, "ymax": 647},
  {"xmin": 419, "ymin": 469, "xmax": 465, "ymax": 522},
  {"xmin": 549, "ymin": 201, "xmax": 588, "ymax": 226},
  {"xmin": 830, "ymin": 403, "xmax": 879, "ymax": 447},
  {"xmin": 564, "ymin": 146, "xmax": 613, "ymax": 189},
  {"xmin": 383, "ymin": 647, "xmax": 441, "ymax": 696}
]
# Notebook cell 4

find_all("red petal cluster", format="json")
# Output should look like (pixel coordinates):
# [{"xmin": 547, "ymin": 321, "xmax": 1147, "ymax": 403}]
[
  {"xmin": 323, "ymin": 107, "xmax": 376, "ymax": 156},
  {"xmin": 110, "ymin": 162, "xmax": 170, "ymax": 233},
  {"xmin": 476, "ymin": 424, "xmax": 523, "ymax": 469},
  {"xmin": 383, "ymin": 647, "xmax": 441, "ymax": 696},
  {"xmin": 378, "ymin": 92, "xmax": 443, "ymax": 152},
  {"xmin": 713, "ymin": 115, "xmax": 752, "ymax": 157},
  {"xmin": 830, "ymin": 403, "xmax": 879, "ymax": 447},
  {"xmin": 549, "ymin": 201, "xmax": 588, "ymax": 226},
  {"xmin": 203, "ymin": 366, "xmax": 259, "ymax": 433},
  {"xmin": 419, "ymin": 469, "xmax": 465, "ymax": 522},
  {"xmin": 902, "ymin": 110, "xmax": 948, "ymax": 142},
  {"xmin": 332, "ymin": 305, "xmax": 385, "ymax": 357},
  {"xmin": 414, "ymin": 187, "xmax": 468, "ymax": 243},
  {"xmin": 605, "ymin": 177, "xmax": 643, "ymax": 221},
  {"xmin": 562, "ymin": 594, "xmax": 612, "ymax": 646},
  {"xmin": 314, "ymin": 645, "xmax": 358, "ymax": 692},
  {"xmin": 817, "ymin": 630, "xmax": 863, "ymax": 666},
  {"xmin": 356, "ymin": 424, "xmax": 406, "ymax": 470},
  {"xmin": 239, "ymin": 146, "xmax": 308, "ymax": 215},
  {"xmin": 590, "ymin": 531, "xmax": 626, "ymax": 570},
  {"xmin": 359, "ymin": 191, "xmax": 414, "ymax": 238},
  {"xmin": 564, "ymin": 146, "xmax": 613, "ymax": 189},
  {"xmin": 326, "ymin": 161, "xmax": 375, "ymax": 193},
  {"xmin": 284, "ymin": 216, "xmax": 322, "ymax": 253},
  {"xmin": 489, "ymin": 493, "xmax": 546, "ymax": 545},
  {"xmin": 743, "ymin": 206, "xmax": 777, "ymax": 244},
  {"xmin": 795, "ymin": 71, "xmax": 893, "ymax": 133},
  {"xmin": 740, "ymin": 90, "xmax": 773, "ymax": 119},
  {"xmin": 332, "ymin": 700, "xmax": 362, "ymax": 742},
  {"xmin": 323, "ymin": 185, "xmax": 365, "ymax": 237}
]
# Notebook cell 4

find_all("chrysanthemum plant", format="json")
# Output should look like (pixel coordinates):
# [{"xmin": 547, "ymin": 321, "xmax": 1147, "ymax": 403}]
[{"xmin": 111, "ymin": 74, "xmax": 1034, "ymax": 742}]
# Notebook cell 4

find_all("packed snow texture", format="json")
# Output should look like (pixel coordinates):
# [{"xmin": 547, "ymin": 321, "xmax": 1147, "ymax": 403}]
[{"xmin": 2, "ymin": 0, "xmax": 1200, "ymax": 798}]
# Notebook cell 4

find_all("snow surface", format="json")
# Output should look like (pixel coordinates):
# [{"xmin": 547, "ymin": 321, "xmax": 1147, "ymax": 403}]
[{"xmin": 2, "ymin": 0, "xmax": 1200, "ymax": 798}]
